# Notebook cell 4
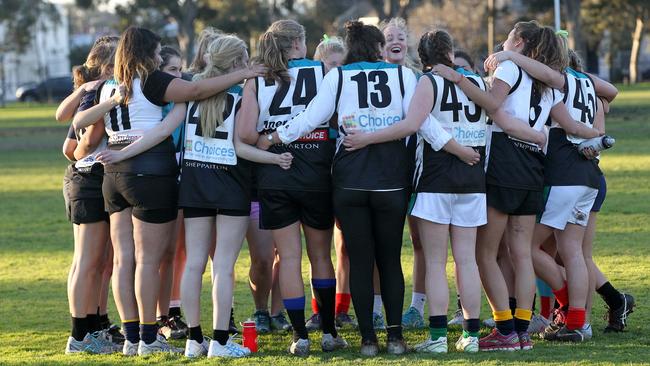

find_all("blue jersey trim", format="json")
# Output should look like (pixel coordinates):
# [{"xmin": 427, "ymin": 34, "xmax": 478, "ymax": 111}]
[
  {"xmin": 228, "ymin": 85, "xmax": 243, "ymax": 95},
  {"xmin": 566, "ymin": 67, "xmax": 588, "ymax": 79},
  {"xmin": 288, "ymin": 58, "xmax": 321, "ymax": 68},
  {"xmin": 341, "ymin": 61, "xmax": 399, "ymax": 71},
  {"xmin": 455, "ymin": 66, "xmax": 481, "ymax": 78}
]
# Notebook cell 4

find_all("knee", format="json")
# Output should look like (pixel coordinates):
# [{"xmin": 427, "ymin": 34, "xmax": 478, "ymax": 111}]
[{"xmin": 250, "ymin": 257, "xmax": 273, "ymax": 274}]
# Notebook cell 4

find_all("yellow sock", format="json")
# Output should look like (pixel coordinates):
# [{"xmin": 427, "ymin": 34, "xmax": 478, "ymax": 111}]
[
  {"xmin": 514, "ymin": 308, "xmax": 532, "ymax": 321},
  {"xmin": 493, "ymin": 309, "xmax": 513, "ymax": 322}
]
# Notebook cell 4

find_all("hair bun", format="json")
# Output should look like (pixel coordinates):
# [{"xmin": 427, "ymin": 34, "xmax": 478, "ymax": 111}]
[{"xmin": 345, "ymin": 20, "xmax": 365, "ymax": 38}]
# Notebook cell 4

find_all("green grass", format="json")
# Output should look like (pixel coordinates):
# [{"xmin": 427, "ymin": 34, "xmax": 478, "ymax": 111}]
[{"xmin": 0, "ymin": 84, "xmax": 649, "ymax": 365}]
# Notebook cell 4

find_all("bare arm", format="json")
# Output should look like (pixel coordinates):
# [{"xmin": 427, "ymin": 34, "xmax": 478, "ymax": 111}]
[
  {"xmin": 233, "ymin": 122, "xmax": 292, "ymax": 169},
  {"xmin": 95, "ymin": 104, "xmax": 187, "ymax": 164},
  {"xmin": 237, "ymin": 79, "xmax": 261, "ymax": 145},
  {"xmin": 163, "ymin": 65, "xmax": 266, "ymax": 103},
  {"xmin": 551, "ymin": 102, "xmax": 601, "ymax": 139},
  {"xmin": 73, "ymin": 120, "xmax": 106, "ymax": 160},
  {"xmin": 588, "ymin": 73, "xmax": 618, "ymax": 102},
  {"xmin": 593, "ymin": 98, "xmax": 606, "ymax": 135},
  {"xmin": 492, "ymin": 108, "xmax": 547, "ymax": 147},
  {"xmin": 62, "ymin": 138, "xmax": 77, "ymax": 162},
  {"xmin": 432, "ymin": 64, "xmax": 509, "ymax": 115},
  {"xmin": 56, "ymin": 80, "xmax": 102, "ymax": 122},
  {"xmin": 72, "ymin": 85, "xmax": 125, "ymax": 130},
  {"xmin": 485, "ymin": 51, "xmax": 564, "ymax": 90}
]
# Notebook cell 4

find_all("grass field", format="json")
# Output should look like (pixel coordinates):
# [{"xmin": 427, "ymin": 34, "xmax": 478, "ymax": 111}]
[{"xmin": 0, "ymin": 85, "xmax": 649, "ymax": 365}]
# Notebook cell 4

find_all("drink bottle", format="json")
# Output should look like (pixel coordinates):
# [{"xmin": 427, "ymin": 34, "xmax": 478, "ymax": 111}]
[
  {"xmin": 242, "ymin": 319, "xmax": 258, "ymax": 352},
  {"xmin": 578, "ymin": 135, "xmax": 615, "ymax": 153}
]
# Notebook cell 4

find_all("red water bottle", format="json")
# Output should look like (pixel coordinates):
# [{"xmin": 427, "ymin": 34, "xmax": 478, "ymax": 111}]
[{"xmin": 242, "ymin": 319, "xmax": 258, "ymax": 352}]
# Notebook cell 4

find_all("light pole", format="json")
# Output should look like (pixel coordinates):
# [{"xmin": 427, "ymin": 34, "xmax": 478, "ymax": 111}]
[
  {"xmin": 488, "ymin": 0, "xmax": 494, "ymax": 55},
  {"xmin": 554, "ymin": 0, "xmax": 561, "ymax": 31}
]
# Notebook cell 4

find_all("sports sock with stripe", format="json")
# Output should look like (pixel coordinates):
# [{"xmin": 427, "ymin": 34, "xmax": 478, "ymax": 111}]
[
  {"xmin": 493, "ymin": 309, "xmax": 514, "ymax": 335},
  {"xmin": 312, "ymin": 279, "xmax": 337, "ymax": 337},
  {"xmin": 514, "ymin": 308, "xmax": 532, "ymax": 333},
  {"xmin": 428, "ymin": 315, "xmax": 447, "ymax": 339},
  {"xmin": 462, "ymin": 318, "xmax": 480, "ymax": 338},
  {"xmin": 283, "ymin": 296, "xmax": 308, "ymax": 341},
  {"xmin": 140, "ymin": 322, "xmax": 158, "ymax": 345},
  {"xmin": 122, "ymin": 320, "xmax": 140, "ymax": 344}
]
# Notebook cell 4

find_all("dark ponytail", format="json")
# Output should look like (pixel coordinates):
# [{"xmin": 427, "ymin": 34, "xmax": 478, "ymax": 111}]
[
  {"xmin": 72, "ymin": 42, "xmax": 115, "ymax": 89},
  {"xmin": 417, "ymin": 30, "xmax": 454, "ymax": 73},
  {"xmin": 343, "ymin": 20, "xmax": 385, "ymax": 64}
]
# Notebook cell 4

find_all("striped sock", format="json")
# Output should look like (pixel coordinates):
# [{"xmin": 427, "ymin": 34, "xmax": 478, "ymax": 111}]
[
  {"xmin": 493, "ymin": 309, "xmax": 514, "ymax": 335},
  {"xmin": 514, "ymin": 308, "xmax": 532, "ymax": 333},
  {"xmin": 283, "ymin": 296, "xmax": 307, "ymax": 341}
]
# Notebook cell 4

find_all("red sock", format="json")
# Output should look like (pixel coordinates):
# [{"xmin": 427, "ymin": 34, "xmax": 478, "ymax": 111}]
[
  {"xmin": 565, "ymin": 307, "xmax": 586, "ymax": 330},
  {"xmin": 311, "ymin": 297, "xmax": 319, "ymax": 314},
  {"xmin": 335, "ymin": 293, "xmax": 351, "ymax": 314},
  {"xmin": 540, "ymin": 296, "xmax": 552, "ymax": 319},
  {"xmin": 552, "ymin": 283, "xmax": 569, "ymax": 308}
]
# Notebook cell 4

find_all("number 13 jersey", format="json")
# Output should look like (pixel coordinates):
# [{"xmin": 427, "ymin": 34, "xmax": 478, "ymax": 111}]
[{"xmin": 255, "ymin": 58, "xmax": 334, "ymax": 192}]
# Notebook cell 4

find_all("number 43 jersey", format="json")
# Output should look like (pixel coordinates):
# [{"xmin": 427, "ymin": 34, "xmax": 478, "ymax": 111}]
[
  {"xmin": 414, "ymin": 68, "xmax": 487, "ymax": 194},
  {"xmin": 255, "ymin": 58, "xmax": 334, "ymax": 192}
]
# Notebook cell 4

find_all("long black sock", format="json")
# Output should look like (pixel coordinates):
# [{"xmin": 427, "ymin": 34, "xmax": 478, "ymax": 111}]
[
  {"xmin": 189, "ymin": 326, "xmax": 203, "ymax": 343},
  {"xmin": 87, "ymin": 313, "xmax": 101, "ymax": 333},
  {"xmin": 213, "ymin": 329, "xmax": 229, "ymax": 346},
  {"xmin": 495, "ymin": 318, "xmax": 514, "ymax": 335},
  {"xmin": 596, "ymin": 282, "xmax": 623, "ymax": 309},
  {"xmin": 71, "ymin": 317, "xmax": 88, "ymax": 341},
  {"xmin": 140, "ymin": 323, "xmax": 158, "ymax": 344},
  {"xmin": 312, "ymin": 279, "xmax": 337, "ymax": 337},
  {"xmin": 283, "ymin": 297, "xmax": 308, "ymax": 341},
  {"xmin": 509, "ymin": 297, "xmax": 517, "ymax": 316},
  {"xmin": 99, "ymin": 313, "xmax": 110, "ymax": 329},
  {"xmin": 169, "ymin": 306, "xmax": 182, "ymax": 318},
  {"xmin": 123, "ymin": 320, "xmax": 140, "ymax": 344}
]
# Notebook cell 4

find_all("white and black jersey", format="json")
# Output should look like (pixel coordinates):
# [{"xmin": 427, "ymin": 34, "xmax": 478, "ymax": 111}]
[
  {"xmin": 255, "ymin": 58, "xmax": 334, "ymax": 191},
  {"xmin": 178, "ymin": 86, "xmax": 251, "ymax": 212},
  {"xmin": 414, "ymin": 67, "xmax": 487, "ymax": 193},
  {"xmin": 544, "ymin": 68, "xmax": 601, "ymax": 188},
  {"xmin": 278, "ymin": 61, "xmax": 419, "ymax": 191},
  {"xmin": 72, "ymin": 90, "xmax": 107, "ymax": 174},
  {"xmin": 487, "ymin": 61, "xmax": 563, "ymax": 191},
  {"xmin": 97, "ymin": 70, "xmax": 178, "ymax": 175}
]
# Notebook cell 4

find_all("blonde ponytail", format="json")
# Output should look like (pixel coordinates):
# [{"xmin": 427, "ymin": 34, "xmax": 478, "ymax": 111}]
[
  {"xmin": 256, "ymin": 20, "xmax": 305, "ymax": 83},
  {"xmin": 193, "ymin": 35, "xmax": 248, "ymax": 137}
]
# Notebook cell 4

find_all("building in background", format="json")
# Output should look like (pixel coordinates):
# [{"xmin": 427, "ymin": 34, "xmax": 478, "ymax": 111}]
[{"xmin": 0, "ymin": 4, "xmax": 70, "ymax": 102}]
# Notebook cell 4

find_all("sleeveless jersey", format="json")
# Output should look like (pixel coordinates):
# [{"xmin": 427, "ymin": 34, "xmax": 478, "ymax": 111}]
[
  {"xmin": 487, "ymin": 61, "xmax": 563, "ymax": 191},
  {"xmin": 73, "ymin": 90, "xmax": 107, "ymax": 174},
  {"xmin": 255, "ymin": 58, "xmax": 333, "ymax": 191},
  {"xmin": 414, "ymin": 67, "xmax": 487, "ymax": 193},
  {"xmin": 544, "ymin": 68, "xmax": 600, "ymax": 188},
  {"xmin": 98, "ymin": 77, "xmax": 176, "ymax": 175},
  {"xmin": 178, "ymin": 86, "xmax": 251, "ymax": 211}
]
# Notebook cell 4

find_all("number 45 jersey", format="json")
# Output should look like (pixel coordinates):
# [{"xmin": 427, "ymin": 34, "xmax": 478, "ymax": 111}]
[{"xmin": 255, "ymin": 59, "xmax": 334, "ymax": 192}]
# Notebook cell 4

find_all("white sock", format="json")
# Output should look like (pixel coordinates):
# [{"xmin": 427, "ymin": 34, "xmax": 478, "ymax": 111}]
[
  {"xmin": 169, "ymin": 300, "xmax": 181, "ymax": 308},
  {"xmin": 410, "ymin": 292, "xmax": 426, "ymax": 316},
  {"xmin": 373, "ymin": 295, "xmax": 383, "ymax": 314}
]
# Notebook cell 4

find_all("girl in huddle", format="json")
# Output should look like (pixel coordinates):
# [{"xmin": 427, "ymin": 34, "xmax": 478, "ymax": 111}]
[
  {"xmin": 305, "ymin": 35, "xmax": 357, "ymax": 331},
  {"xmin": 72, "ymin": 26, "xmax": 266, "ymax": 356},
  {"xmin": 483, "ymin": 37, "xmax": 622, "ymax": 341},
  {"xmin": 62, "ymin": 38, "xmax": 120, "ymax": 354},
  {"xmin": 95, "ymin": 34, "xmax": 291, "ymax": 358},
  {"xmin": 259, "ymin": 20, "xmax": 478, "ymax": 356},
  {"xmin": 380, "ymin": 16, "xmax": 427, "ymax": 331},
  {"xmin": 155, "ymin": 45, "xmax": 189, "ymax": 340},
  {"xmin": 432, "ymin": 21, "xmax": 600, "ymax": 351},
  {"xmin": 238, "ymin": 20, "xmax": 346, "ymax": 356}
]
